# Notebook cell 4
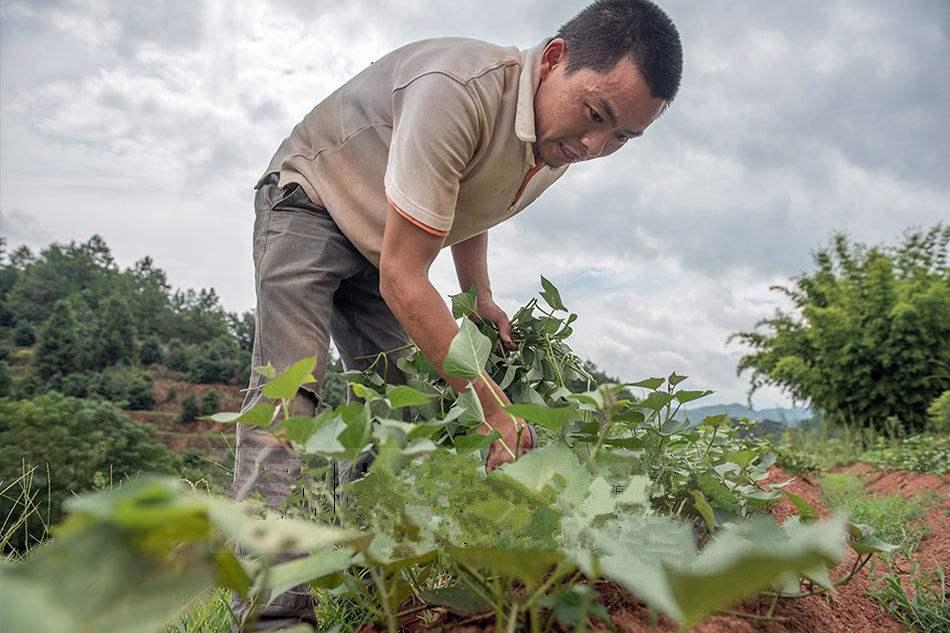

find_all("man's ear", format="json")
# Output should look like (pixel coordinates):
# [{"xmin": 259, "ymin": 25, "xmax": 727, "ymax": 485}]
[{"xmin": 538, "ymin": 38, "xmax": 566, "ymax": 81}]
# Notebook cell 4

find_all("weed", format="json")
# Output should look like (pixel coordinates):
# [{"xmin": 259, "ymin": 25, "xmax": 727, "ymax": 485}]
[
  {"xmin": 820, "ymin": 473, "xmax": 936, "ymax": 558},
  {"xmin": 869, "ymin": 568, "xmax": 949, "ymax": 633}
]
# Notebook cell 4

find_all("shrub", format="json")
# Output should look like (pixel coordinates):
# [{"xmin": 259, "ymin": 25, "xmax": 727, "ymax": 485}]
[
  {"xmin": 86, "ymin": 366, "xmax": 155, "ymax": 410},
  {"xmin": 13, "ymin": 322, "xmax": 34, "ymax": 346},
  {"xmin": 138, "ymin": 335, "xmax": 164, "ymax": 366},
  {"xmin": 61, "ymin": 372, "xmax": 90, "ymax": 398},
  {"xmin": 187, "ymin": 336, "xmax": 247, "ymax": 384},
  {"xmin": 926, "ymin": 390, "xmax": 950, "ymax": 434},
  {"xmin": 199, "ymin": 389, "xmax": 220, "ymax": 416},
  {"xmin": 0, "ymin": 393, "xmax": 179, "ymax": 555},
  {"xmin": 178, "ymin": 394, "xmax": 200, "ymax": 423},
  {"xmin": 13, "ymin": 375, "xmax": 39, "ymax": 399},
  {"xmin": 165, "ymin": 339, "xmax": 192, "ymax": 373},
  {"xmin": 163, "ymin": 386, "xmax": 178, "ymax": 404}
]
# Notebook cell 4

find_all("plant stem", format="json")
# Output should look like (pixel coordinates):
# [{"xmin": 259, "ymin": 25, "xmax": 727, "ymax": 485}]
[
  {"xmin": 505, "ymin": 603, "xmax": 520, "ymax": 633},
  {"xmin": 370, "ymin": 567, "xmax": 397, "ymax": 633},
  {"xmin": 588, "ymin": 412, "xmax": 611, "ymax": 463},
  {"xmin": 477, "ymin": 373, "xmax": 517, "ymax": 459}
]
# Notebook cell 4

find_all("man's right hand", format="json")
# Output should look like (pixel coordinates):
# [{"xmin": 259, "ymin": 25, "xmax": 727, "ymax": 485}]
[{"xmin": 483, "ymin": 408, "xmax": 533, "ymax": 471}]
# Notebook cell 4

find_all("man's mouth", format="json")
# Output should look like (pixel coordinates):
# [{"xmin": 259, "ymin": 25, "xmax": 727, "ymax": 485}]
[{"xmin": 557, "ymin": 142, "xmax": 580, "ymax": 163}]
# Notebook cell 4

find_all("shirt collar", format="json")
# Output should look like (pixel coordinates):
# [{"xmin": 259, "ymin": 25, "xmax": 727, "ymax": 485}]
[{"xmin": 515, "ymin": 38, "xmax": 552, "ymax": 145}]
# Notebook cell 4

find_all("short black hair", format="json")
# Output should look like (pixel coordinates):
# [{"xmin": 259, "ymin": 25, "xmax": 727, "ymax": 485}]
[{"xmin": 556, "ymin": 0, "xmax": 683, "ymax": 102}]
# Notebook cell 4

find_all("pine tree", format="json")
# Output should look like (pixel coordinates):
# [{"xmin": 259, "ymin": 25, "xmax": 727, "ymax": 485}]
[{"xmin": 34, "ymin": 300, "xmax": 82, "ymax": 379}]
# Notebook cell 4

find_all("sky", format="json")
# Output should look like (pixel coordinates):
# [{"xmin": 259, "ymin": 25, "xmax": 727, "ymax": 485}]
[{"xmin": 1, "ymin": 0, "xmax": 948, "ymax": 407}]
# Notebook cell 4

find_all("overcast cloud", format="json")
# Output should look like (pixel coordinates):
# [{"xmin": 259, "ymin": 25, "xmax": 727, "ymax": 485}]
[{"xmin": 1, "ymin": 0, "xmax": 947, "ymax": 407}]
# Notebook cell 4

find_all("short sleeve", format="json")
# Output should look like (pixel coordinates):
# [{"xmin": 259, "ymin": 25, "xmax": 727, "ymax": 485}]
[{"xmin": 384, "ymin": 74, "xmax": 481, "ymax": 235}]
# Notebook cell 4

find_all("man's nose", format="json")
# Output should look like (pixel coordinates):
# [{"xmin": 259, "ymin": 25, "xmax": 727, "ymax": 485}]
[{"xmin": 581, "ymin": 129, "xmax": 610, "ymax": 159}]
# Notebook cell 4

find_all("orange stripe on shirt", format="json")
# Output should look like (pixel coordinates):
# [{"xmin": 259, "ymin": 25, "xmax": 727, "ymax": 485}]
[{"xmin": 387, "ymin": 198, "xmax": 449, "ymax": 237}]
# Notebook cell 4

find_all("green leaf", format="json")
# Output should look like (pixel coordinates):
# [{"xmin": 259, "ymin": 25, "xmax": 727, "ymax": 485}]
[
  {"xmin": 668, "ymin": 372, "xmax": 688, "ymax": 387},
  {"xmin": 673, "ymin": 389, "xmax": 714, "ymax": 405},
  {"xmin": 600, "ymin": 515, "xmax": 846, "ymax": 626},
  {"xmin": 304, "ymin": 414, "xmax": 347, "ymax": 457},
  {"xmin": 350, "ymin": 382, "xmax": 383, "ymax": 402},
  {"xmin": 386, "ymin": 384, "xmax": 435, "ymax": 409},
  {"xmin": 276, "ymin": 411, "xmax": 334, "ymax": 445},
  {"xmin": 784, "ymin": 490, "xmax": 818, "ymax": 522},
  {"xmin": 262, "ymin": 356, "xmax": 318, "ymax": 400},
  {"xmin": 851, "ymin": 534, "xmax": 899, "ymax": 555},
  {"xmin": 453, "ymin": 431, "xmax": 499, "ymax": 453},
  {"xmin": 691, "ymin": 490, "xmax": 717, "ymax": 533},
  {"xmin": 498, "ymin": 444, "xmax": 590, "ymax": 503},
  {"xmin": 0, "ymin": 525, "xmax": 214, "ymax": 633},
  {"xmin": 443, "ymin": 318, "xmax": 491, "ymax": 379},
  {"xmin": 702, "ymin": 413, "xmax": 730, "ymax": 428},
  {"xmin": 504, "ymin": 403, "xmax": 575, "ymax": 433},
  {"xmin": 451, "ymin": 384, "xmax": 486, "ymax": 430},
  {"xmin": 213, "ymin": 552, "xmax": 251, "ymax": 599},
  {"xmin": 420, "ymin": 585, "xmax": 491, "ymax": 616},
  {"xmin": 539, "ymin": 275, "xmax": 567, "ymax": 312},
  {"xmin": 254, "ymin": 363, "xmax": 277, "ymax": 379},
  {"xmin": 255, "ymin": 549, "xmax": 355, "ymax": 604},
  {"xmin": 639, "ymin": 391, "xmax": 674, "ymax": 411},
  {"xmin": 206, "ymin": 402, "xmax": 277, "ymax": 427},
  {"xmin": 208, "ymin": 500, "xmax": 363, "ymax": 556},
  {"xmin": 628, "ymin": 377, "xmax": 665, "ymax": 390},
  {"xmin": 659, "ymin": 418, "xmax": 691, "ymax": 436},
  {"xmin": 447, "ymin": 545, "xmax": 562, "ymax": 588},
  {"xmin": 450, "ymin": 286, "xmax": 479, "ymax": 319}
]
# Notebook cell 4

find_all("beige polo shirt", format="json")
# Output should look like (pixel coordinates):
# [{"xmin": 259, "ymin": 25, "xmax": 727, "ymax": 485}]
[{"xmin": 259, "ymin": 37, "xmax": 569, "ymax": 266}]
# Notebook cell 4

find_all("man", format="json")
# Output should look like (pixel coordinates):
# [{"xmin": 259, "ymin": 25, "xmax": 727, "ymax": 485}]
[{"xmin": 232, "ymin": 0, "xmax": 682, "ymax": 629}]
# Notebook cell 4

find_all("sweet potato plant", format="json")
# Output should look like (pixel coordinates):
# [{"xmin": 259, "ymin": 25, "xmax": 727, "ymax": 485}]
[{"xmin": 0, "ymin": 279, "xmax": 897, "ymax": 633}]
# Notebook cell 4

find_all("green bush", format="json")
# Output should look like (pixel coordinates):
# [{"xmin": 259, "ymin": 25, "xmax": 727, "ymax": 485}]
[
  {"xmin": 85, "ymin": 366, "xmax": 155, "ymax": 410},
  {"xmin": 860, "ymin": 435, "xmax": 950, "ymax": 475},
  {"xmin": 187, "ymin": 336, "xmax": 248, "ymax": 384},
  {"xmin": 0, "ymin": 394, "xmax": 180, "ymax": 555},
  {"xmin": 927, "ymin": 390, "xmax": 950, "ymax": 434},
  {"xmin": 12, "ymin": 322, "xmax": 34, "ymax": 346},
  {"xmin": 138, "ymin": 335, "xmax": 164, "ymax": 366},
  {"xmin": 178, "ymin": 394, "xmax": 200, "ymax": 423},
  {"xmin": 165, "ymin": 339, "xmax": 192, "ymax": 373},
  {"xmin": 199, "ymin": 389, "xmax": 220, "ymax": 416}
]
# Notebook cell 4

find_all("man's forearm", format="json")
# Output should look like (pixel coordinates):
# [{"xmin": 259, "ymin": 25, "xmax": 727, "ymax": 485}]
[
  {"xmin": 380, "ymin": 273, "xmax": 509, "ymax": 417},
  {"xmin": 451, "ymin": 232, "xmax": 491, "ymax": 298}
]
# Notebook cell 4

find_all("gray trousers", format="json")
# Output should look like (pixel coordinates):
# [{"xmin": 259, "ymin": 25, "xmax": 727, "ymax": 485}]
[{"xmin": 230, "ymin": 173, "xmax": 410, "ymax": 629}]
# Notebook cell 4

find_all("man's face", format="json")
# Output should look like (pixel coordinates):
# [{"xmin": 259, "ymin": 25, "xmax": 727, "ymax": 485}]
[{"xmin": 533, "ymin": 38, "xmax": 667, "ymax": 168}]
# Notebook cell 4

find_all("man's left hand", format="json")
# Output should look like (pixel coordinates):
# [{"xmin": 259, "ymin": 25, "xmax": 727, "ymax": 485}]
[{"xmin": 473, "ymin": 299, "xmax": 518, "ymax": 352}]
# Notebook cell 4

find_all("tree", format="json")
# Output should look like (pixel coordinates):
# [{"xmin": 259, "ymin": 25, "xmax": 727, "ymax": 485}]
[
  {"xmin": 13, "ymin": 322, "xmax": 35, "ymax": 346},
  {"xmin": 178, "ymin": 394, "xmax": 200, "ymax": 423},
  {"xmin": 227, "ymin": 310, "xmax": 255, "ymax": 353},
  {"xmin": 732, "ymin": 226, "xmax": 950, "ymax": 432},
  {"xmin": 92, "ymin": 294, "xmax": 136, "ymax": 368},
  {"xmin": 200, "ymin": 389, "xmax": 220, "ymax": 416},
  {"xmin": 139, "ymin": 335, "xmax": 164, "ymax": 366},
  {"xmin": 33, "ymin": 300, "xmax": 83, "ymax": 379},
  {"xmin": 927, "ymin": 391, "xmax": 950, "ymax": 434}
]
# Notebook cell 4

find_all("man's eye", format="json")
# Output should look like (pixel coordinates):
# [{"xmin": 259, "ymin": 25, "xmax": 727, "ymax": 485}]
[
  {"xmin": 615, "ymin": 134, "xmax": 629, "ymax": 143},
  {"xmin": 587, "ymin": 105, "xmax": 603, "ymax": 123}
]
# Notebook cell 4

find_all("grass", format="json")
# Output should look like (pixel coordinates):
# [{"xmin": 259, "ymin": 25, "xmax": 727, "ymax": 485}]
[
  {"xmin": 869, "ymin": 568, "xmax": 949, "ymax": 633},
  {"xmin": 820, "ymin": 473, "xmax": 937, "ymax": 559},
  {"xmin": 166, "ymin": 586, "xmax": 365, "ymax": 633}
]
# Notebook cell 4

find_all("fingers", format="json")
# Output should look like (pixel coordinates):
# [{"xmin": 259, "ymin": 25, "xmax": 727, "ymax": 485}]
[{"xmin": 497, "ymin": 316, "xmax": 517, "ymax": 351}]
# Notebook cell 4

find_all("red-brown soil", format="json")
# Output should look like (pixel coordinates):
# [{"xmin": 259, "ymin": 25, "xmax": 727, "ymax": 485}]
[
  {"xmin": 372, "ymin": 464, "xmax": 948, "ymax": 632},
  {"xmin": 122, "ymin": 378, "xmax": 242, "ymax": 448}
]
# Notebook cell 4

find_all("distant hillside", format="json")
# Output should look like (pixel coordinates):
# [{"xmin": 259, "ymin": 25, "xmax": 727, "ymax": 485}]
[{"xmin": 674, "ymin": 402, "xmax": 813, "ymax": 425}]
